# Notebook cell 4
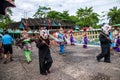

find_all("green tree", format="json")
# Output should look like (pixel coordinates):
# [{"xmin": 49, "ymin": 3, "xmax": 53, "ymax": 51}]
[
  {"xmin": 33, "ymin": 6, "xmax": 51, "ymax": 18},
  {"xmin": 47, "ymin": 10, "xmax": 62, "ymax": 19},
  {"xmin": 0, "ymin": 9, "xmax": 13, "ymax": 28},
  {"xmin": 107, "ymin": 7, "xmax": 120, "ymax": 24},
  {"xmin": 76, "ymin": 7, "xmax": 99, "ymax": 28}
]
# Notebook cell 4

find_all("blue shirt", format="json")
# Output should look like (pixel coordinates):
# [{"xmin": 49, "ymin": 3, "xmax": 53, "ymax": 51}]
[{"xmin": 2, "ymin": 34, "xmax": 13, "ymax": 45}]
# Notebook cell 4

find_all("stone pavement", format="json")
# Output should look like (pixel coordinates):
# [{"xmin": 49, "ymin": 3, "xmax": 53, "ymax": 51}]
[{"xmin": 0, "ymin": 43, "xmax": 120, "ymax": 80}]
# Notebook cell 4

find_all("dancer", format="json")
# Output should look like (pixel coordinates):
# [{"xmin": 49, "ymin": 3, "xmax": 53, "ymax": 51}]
[
  {"xmin": 17, "ymin": 29, "xmax": 33, "ymax": 64},
  {"xmin": 69, "ymin": 30, "xmax": 75, "ymax": 45},
  {"xmin": 36, "ymin": 28, "xmax": 53, "ymax": 75},
  {"xmin": 109, "ymin": 27, "xmax": 115, "ymax": 54},
  {"xmin": 113, "ymin": 35, "xmax": 120, "ymax": 52},
  {"xmin": 83, "ymin": 27, "xmax": 88, "ymax": 48},
  {"xmin": 58, "ymin": 27, "xmax": 66, "ymax": 56},
  {"xmin": 96, "ymin": 24, "xmax": 112, "ymax": 63}
]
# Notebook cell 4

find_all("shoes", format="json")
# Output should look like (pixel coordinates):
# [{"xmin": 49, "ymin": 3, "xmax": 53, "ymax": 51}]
[
  {"xmin": 27, "ymin": 61, "xmax": 32, "ymax": 64},
  {"xmin": 104, "ymin": 61, "xmax": 111, "ymax": 63},
  {"xmin": 41, "ymin": 72, "xmax": 47, "ymax": 75},
  {"xmin": 47, "ymin": 70, "xmax": 50, "ymax": 73},
  {"xmin": 62, "ymin": 54, "xmax": 66, "ymax": 56},
  {"xmin": 10, "ymin": 58, "xmax": 13, "ymax": 62},
  {"xmin": 3, "ymin": 61, "xmax": 7, "ymax": 64},
  {"xmin": 96, "ymin": 56, "xmax": 100, "ymax": 62}
]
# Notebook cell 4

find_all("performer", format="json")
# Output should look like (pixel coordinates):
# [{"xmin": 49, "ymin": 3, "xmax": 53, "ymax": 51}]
[
  {"xmin": 58, "ymin": 27, "xmax": 66, "ymax": 56},
  {"xmin": 109, "ymin": 27, "xmax": 115, "ymax": 54},
  {"xmin": 113, "ymin": 35, "xmax": 120, "ymax": 52},
  {"xmin": 17, "ymin": 29, "xmax": 33, "ymax": 64},
  {"xmin": 113, "ymin": 26, "xmax": 119, "ymax": 47},
  {"xmin": 96, "ymin": 24, "xmax": 112, "ymax": 63},
  {"xmin": 69, "ymin": 30, "xmax": 75, "ymax": 45},
  {"xmin": 36, "ymin": 28, "xmax": 53, "ymax": 75},
  {"xmin": 83, "ymin": 27, "xmax": 88, "ymax": 48}
]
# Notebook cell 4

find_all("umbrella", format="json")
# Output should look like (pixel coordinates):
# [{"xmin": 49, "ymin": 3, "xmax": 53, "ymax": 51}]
[
  {"xmin": 74, "ymin": 25, "xmax": 80, "ymax": 30},
  {"xmin": 14, "ymin": 29, "xmax": 21, "ymax": 34},
  {"xmin": 34, "ymin": 30, "xmax": 39, "ymax": 34},
  {"xmin": 0, "ymin": 33, "xmax": 3, "ymax": 37},
  {"xmin": 112, "ymin": 24, "xmax": 120, "ymax": 27},
  {"xmin": 7, "ymin": 29, "xmax": 14, "ymax": 34},
  {"xmin": 28, "ymin": 30, "xmax": 33, "ymax": 34},
  {"xmin": 0, "ymin": 28, "xmax": 3, "ymax": 33}
]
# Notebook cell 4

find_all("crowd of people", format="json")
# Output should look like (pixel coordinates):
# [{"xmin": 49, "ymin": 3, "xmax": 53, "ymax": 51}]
[{"xmin": 0, "ymin": 24, "xmax": 120, "ymax": 75}]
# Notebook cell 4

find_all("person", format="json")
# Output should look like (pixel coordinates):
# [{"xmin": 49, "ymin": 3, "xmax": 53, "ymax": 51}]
[
  {"xmin": 113, "ymin": 35, "xmax": 120, "ymax": 52},
  {"xmin": 36, "ymin": 28, "xmax": 53, "ymax": 75},
  {"xmin": 83, "ymin": 27, "xmax": 88, "ymax": 48},
  {"xmin": 58, "ymin": 27, "xmax": 66, "ymax": 56},
  {"xmin": 0, "ymin": 34, "xmax": 3, "ymax": 59},
  {"xmin": 109, "ymin": 27, "xmax": 115, "ymax": 54},
  {"xmin": 96, "ymin": 24, "xmax": 112, "ymax": 63},
  {"xmin": 69, "ymin": 30, "xmax": 75, "ymax": 45},
  {"xmin": 18, "ymin": 28, "xmax": 32, "ymax": 64},
  {"xmin": 2, "ymin": 30, "xmax": 13, "ymax": 64}
]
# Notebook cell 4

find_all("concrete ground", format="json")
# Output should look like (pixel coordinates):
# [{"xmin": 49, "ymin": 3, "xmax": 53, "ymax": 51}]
[{"xmin": 0, "ymin": 42, "xmax": 120, "ymax": 80}]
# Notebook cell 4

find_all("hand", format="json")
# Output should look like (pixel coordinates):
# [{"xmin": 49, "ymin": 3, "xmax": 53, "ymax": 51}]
[
  {"xmin": 106, "ymin": 37, "xmax": 110, "ymax": 40},
  {"xmin": 42, "ymin": 40, "xmax": 46, "ymax": 44},
  {"xmin": 111, "ymin": 40, "xmax": 114, "ymax": 42}
]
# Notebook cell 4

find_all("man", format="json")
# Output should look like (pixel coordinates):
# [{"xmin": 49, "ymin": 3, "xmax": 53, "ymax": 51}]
[
  {"xmin": 96, "ymin": 24, "xmax": 112, "ymax": 63},
  {"xmin": 2, "ymin": 30, "xmax": 13, "ymax": 64},
  {"xmin": 36, "ymin": 28, "xmax": 53, "ymax": 75}
]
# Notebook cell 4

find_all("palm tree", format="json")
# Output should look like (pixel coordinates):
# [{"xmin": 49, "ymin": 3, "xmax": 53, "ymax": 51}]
[
  {"xmin": 76, "ymin": 7, "xmax": 99, "ymax": 28},
  {"xmin": 107, "ymin": 7, "xmax": 120, "ymax": 24},
  {"xmin": 33, "ymin": 6, "xmax": 51, "ymax": 18}
]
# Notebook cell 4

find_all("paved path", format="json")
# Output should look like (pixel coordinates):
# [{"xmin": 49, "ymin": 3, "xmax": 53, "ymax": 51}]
[{"xmin": 0, "ymin": 43, "xmax": 120, "ymax": 80}]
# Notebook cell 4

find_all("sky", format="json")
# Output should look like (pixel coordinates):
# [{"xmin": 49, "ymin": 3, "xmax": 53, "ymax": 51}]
[{"xmin": 11, "ymin": 0, "xmax": 120, "ymax": 23}]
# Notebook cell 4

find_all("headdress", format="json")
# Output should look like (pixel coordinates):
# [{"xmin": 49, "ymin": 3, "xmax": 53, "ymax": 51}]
[
  {"xmin": 101, "ymin": 24, "xmax": 111, "ymax": 35},
  {"xmin": 40, "ymin": 29, "xmax": 49, "ymax": 39}
]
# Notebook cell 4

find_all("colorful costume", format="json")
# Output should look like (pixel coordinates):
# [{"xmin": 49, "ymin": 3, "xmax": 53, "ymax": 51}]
[
  {"xmin": 109, "ymin": 32, "xmax": 114, "ymax": 48},
  {"xmin": 36, "ymin": 28, "xmax": 53, "ymax": 75},
  {"xmin": 17, "ymin": 30, "xmax": 32, "ymax": 64},
  {"xmin": 83, "ymin": 27, "xmax": 88, "ymax": 48},
  {"xmin": 69, "ymin": 30, "xmax": 75, "ymax": 45},
  {"xmin": 58, "ymin": 28, "xmax": 66, "ymax": 55},
  {"xmin": 22, "ymin": 38, "xmax": 32, "ymax": 63},
  {"xmin": 96, "ymin": 24, "xmax": 112, "ymax": 63},
  {"xmin": 113, "ymin": 37, "xmax": 120, "ymax": 52}
]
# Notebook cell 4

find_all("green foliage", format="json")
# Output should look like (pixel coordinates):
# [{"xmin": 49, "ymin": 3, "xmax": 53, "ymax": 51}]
[
  {"xmin": 33, "ymin": 6, "xmax": 51, "ymax": 18},
  {"xmin": 76, "ymin": 7, "xmax": 99, "ymax": 28},
  {"xmin": 0, "ymin": 9, "xmax": 13, "ymax": 28},
  {"xmin": 107, "ymin": 7, "xmax": 120, "ymax": 25}
]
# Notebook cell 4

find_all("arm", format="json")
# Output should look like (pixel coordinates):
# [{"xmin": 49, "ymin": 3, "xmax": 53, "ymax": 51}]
[
  {"xmin": 36, "ymin": 39, "xmax": 44, "ymax": 48},
  {"xmin": 99, "ymin": 34, "xmax": 111, "ymax": 43}
]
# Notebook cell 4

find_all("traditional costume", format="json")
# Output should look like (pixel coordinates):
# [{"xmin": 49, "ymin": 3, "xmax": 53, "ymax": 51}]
[
  {"xmin": 58, "ymin": 28, "xmax": 66, "ymax": 55},
  {"xmin": 113, "ymin": 36, "xmax": 120, "ymax": 52},
  {"xmin": 36, "ymin": 28, "xmax": 53, "ymax": 75},
  {"xmin": 17, "ymin": 29, "xmax": 32, "ymax": 64},
  {"xmin": 83, "ymin": 27, "xmax": 88, "ymax": 48},
  {"xmin": 69, "ymin": 30, "xmax": 75, "ymax": 45},
  {"xmin": 96, "ymin": 24, "xmax": 112, "ymax": 63}
]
